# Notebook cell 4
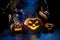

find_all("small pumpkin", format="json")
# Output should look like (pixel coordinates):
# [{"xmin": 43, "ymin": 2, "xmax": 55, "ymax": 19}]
[
  {"xmin": 44, "ymin": 23, "xmax": 55, "ymax": 31},
  {"xmin": 24, "ymin": 18, "xmax": 43, "ymax": 31},
  {"xmin": 10, "ymin": 23, "xmax": 23, "ymax": 32}
]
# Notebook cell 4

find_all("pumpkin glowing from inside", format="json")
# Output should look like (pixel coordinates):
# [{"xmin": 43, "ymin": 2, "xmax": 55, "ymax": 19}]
[
  {"xmin": 24, "ymin": 18, "xmax": 43, "ymax": 31},
  {"xmin": 44, "ymin": 23, "xmax": 55, "ymax": 30},
  {"xmin": 10, "ymin": 23, "xmax": 23, "ymax": 32}
]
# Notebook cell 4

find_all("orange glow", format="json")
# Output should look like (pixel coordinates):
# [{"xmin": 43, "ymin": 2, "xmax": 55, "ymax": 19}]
[
  {"xmin": 47, "ymin": 28, "xmax": 52, "ymax": 30},
  {"xmin": 14, "ymin": 28, "xmax": 22, "ymax": 31},
  {"xmin": 28, "ymin": 26, "xmax": 39, "ymax": 30},
  {"xmin": 39, "ymin": 11, "xmax": 47, "ymax": 19},
  {"xmin": 29, "ymin": 21, "xmax": 32, "ymax": 24},
  {"xmin": 45, "ymin": 23, "xmax": 49, "ymax": 28},
  {"xmin": 35, "ymin": 21, "xmax": 38, "ymax": 24}
]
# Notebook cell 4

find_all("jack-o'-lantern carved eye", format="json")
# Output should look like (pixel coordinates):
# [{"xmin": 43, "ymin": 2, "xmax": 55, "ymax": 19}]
[
  {"xmin": 29, "ymin": 21, "xmax": 32, "ymax": 24},
  {"xmin": 35, "ymin": 21, "xmax": 38, "ymax": 24}
]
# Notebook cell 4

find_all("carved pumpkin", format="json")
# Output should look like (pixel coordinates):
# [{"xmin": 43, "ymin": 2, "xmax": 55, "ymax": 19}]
[
  {"xmin": 10, "ymin": 23, "xmax": 23, "ymax": 32},
  {"xmin": 44, "ymin": 23, "xmax": 55, "ymax": 31},
  {"xmin": 24, "ymin": 18, "xmax": 43, "ymax": 31}
]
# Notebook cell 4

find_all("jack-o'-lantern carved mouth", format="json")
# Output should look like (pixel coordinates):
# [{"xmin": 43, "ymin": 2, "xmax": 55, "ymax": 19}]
[{"xmin": 14, "ymin": 28, "xmax": 22, "ymax": 31}]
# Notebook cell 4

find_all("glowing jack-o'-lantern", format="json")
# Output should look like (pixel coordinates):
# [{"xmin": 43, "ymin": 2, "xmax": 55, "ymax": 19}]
[
  {"xmin": 10, "ymin": 23, "xmax": 23, "ymax": 32},
  {"xmin": 10, "ymin": 13, "xmax": 23, "ymax": 32},
  {"xmin": 24, "ymin": 18, "xmax": 43, "ymax": 31},
  {"xmin": 44, "ymin": 23, "xmax": 55, "ymax": 31}
]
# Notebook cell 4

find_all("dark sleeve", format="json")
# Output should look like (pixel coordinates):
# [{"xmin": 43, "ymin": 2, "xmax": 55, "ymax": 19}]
[
  {"xmin": 40, "ymin": 0, "xmax": 49, "ymax": 12},
  {"xmin": 37, "ymin": 0, "xmax": 49, "ymax": 22}
]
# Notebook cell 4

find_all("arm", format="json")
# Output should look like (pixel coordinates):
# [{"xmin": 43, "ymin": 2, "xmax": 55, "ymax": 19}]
[{"xmin": 39, "ymin": 0, "xmax": 49, "ymax": 19}]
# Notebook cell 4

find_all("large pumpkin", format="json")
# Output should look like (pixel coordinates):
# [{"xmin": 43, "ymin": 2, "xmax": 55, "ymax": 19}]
[
  {"xmin": 44, "ymin": 23, "xmax": 55, "ymax": 31},
  {"xmin": 24, "ymin": 18, "xmax": 43, "ymax": 31}
]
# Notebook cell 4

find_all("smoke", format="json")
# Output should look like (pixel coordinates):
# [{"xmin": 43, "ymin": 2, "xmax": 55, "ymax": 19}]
[{"xmin": 22, "ymin": 0, "xmax": 39, "ymax": 17}]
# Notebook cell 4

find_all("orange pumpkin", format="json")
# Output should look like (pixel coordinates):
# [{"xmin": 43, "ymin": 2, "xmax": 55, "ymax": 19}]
[
  {"xmin": 10, "ymin": 23, "xmax": 23, "ymax": 32},
  {"xmin": 44, "ymin": 23, "xmax": 55, "ymax": 31},
  {"xmin": 24, "ymin": 18, "xmax": 43, "ymax": 31}
]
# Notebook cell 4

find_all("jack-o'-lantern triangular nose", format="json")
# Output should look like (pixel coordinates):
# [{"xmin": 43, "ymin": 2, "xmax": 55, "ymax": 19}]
[{"xmin": 32, "ymin": 24, "xmax": 35, "ymax": 26}]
